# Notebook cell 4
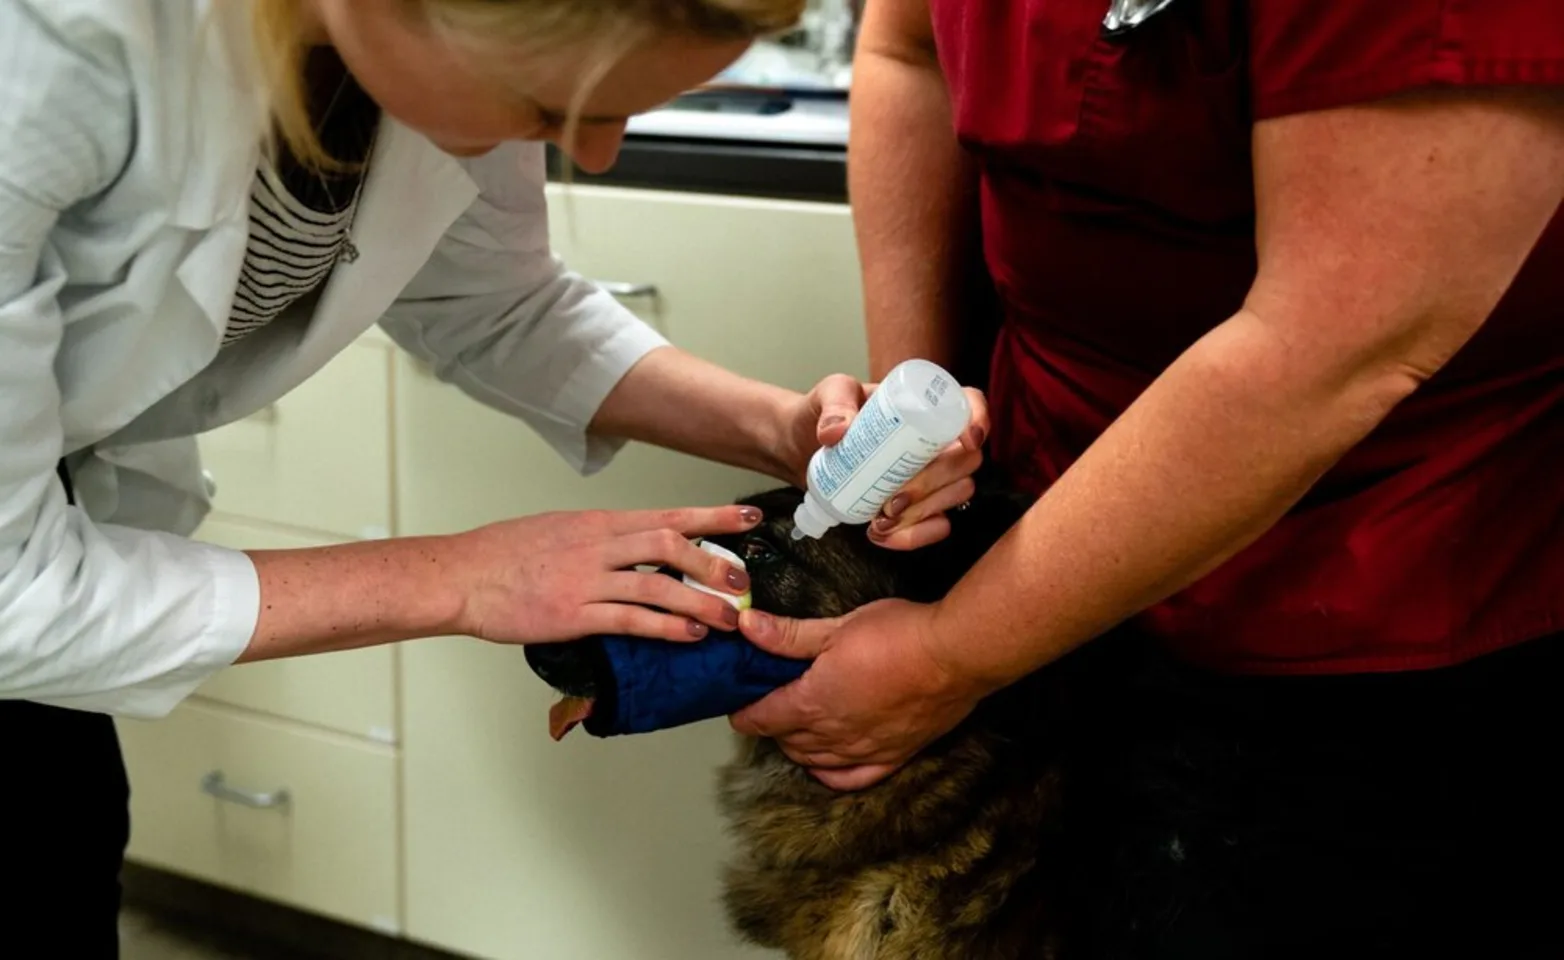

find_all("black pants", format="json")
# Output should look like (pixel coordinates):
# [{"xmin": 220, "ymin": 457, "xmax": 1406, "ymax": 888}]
[
  {"xmin": 1068, "ymin": 633, "xmax": 1564, "ymax": 960},
  {"xmin": 0, "ymin": 699, "xmax": 130, "ymax": 956}
]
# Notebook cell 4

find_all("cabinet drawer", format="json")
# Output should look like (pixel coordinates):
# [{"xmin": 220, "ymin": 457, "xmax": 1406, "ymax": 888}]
[
  {"xmin": 198, "ymin": 339, "xmax": 392, "ymax": 540},
  {"xmin": 117, "ymin": 703, "xmax": 401, "ymax": 934},
  {"xmin": 189, "ymin": 518, "xmax": 397, "ymax": 741}
]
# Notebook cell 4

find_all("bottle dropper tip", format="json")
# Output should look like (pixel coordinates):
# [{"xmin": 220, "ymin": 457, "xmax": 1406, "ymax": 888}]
[{"xmin": 790, "ymin": 526, "xmax": 806, "ymax": 541}]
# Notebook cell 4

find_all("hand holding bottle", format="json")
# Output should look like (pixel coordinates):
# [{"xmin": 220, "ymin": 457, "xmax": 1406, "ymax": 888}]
[{"xmin": 794, "ymin": 360, "xmax": 988, "ymax": 549}]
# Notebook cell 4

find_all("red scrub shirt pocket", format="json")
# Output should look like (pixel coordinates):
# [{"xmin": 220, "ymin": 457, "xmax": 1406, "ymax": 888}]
[{"xmin": 1075, "ymin": 0, "xmax": 1255, "ymax": 225}]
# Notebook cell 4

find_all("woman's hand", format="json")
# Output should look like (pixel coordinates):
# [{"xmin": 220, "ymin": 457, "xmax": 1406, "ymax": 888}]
[
  {"xmin": 450, "ymin": 504, "xmax": 762, "ymax": 645},
  {"xmin": 728, "ymin": 600, "xmax": 991, "ymax": 791},
  {"xmin": 782, "ymin": 375, "xmax": 991, "ymax": 550}
]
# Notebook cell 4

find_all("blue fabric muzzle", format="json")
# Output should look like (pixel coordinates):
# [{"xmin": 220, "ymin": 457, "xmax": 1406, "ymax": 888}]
[{"xmin": 571, "ymin": 631, "xmax": 810, "ymax": 737}]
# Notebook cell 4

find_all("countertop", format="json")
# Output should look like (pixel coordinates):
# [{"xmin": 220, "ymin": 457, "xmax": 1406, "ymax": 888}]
[
  {"xmin": 546, "ymin": 84, "xmax": 850, "ymax": 205},
  {"xmin": 547, "ymin": 137, "xmax": 846, "ymax": 205}
]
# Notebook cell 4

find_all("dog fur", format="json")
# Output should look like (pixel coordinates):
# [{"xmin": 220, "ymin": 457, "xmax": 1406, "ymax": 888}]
[
  {"xmin": 703, "ymin": 485, "xmax": 1104, "ymax": 960},
  {"xmin": 525, "ymin": 481, "xmax": 1142, "ymax": 958}
]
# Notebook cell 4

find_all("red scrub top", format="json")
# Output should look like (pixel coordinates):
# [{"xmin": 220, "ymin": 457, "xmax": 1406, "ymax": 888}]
[{"xmin": 928, "ymin": 0, "xmax": 1564, "ymax": 674}]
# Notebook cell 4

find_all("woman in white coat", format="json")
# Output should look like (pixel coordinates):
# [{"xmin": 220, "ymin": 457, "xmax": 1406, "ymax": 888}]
[{"xmin": 0, "ymin": 0, "xmax": 986, "ymax": 949}]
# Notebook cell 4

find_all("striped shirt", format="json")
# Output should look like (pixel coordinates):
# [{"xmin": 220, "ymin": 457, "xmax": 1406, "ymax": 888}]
[
  {"xmin": 224, "ymin": 159, "xmax": 365, "ymax": 344},
  {"xmin": 223, "ymin": 49, "xmax": 380, "ymax": 346}
]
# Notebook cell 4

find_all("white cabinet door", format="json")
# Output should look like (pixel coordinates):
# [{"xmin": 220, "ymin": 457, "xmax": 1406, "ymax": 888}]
[
  {"xmin": 397, "ymin": 189, "xmax": 863, "ymax": 960},
  {"xmin": 196, "ymin": 339, "xmax": 393, "ymax": 541}
]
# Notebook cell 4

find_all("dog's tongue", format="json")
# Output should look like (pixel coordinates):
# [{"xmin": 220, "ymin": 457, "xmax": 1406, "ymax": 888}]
[{"xmin": 548, "ymin": 696, "xmax": 595, "ymax": 741}]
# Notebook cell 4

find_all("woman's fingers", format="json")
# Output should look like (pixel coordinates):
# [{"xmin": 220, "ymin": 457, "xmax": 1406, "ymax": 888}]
[
  {"xmin": 776, "ymin": 738, "xmax": 902, "ymax": 790},
  {"xmin": 813, "ymin": 764, "xmax": 899, "ymax": 792},
  {"xmin": 780, "ymin": 744, "xmax": 850, "ymax": 768},
  {"xmin": 958, "ymin": 387, "xmax": 990, "ymax": 453},
  {"xmin": 813, "ymin": 375, "xmax": 870, "ymax": 446},
  {"xmin": 601, "ymin": 504, "xmax": 763, "ymax": 538},
  {"xmin": 870, "ymin": 475, "xmax": 974, "ymax": 549},
  {"xmin": 774, "ymin": 733, "xmax": 879, "ymax": 767},
  {"xmin": 883, "ymin": 445, "xmax": 984, "ymax": 514},
  {"xmin": 890, "ymin": 474, "xmax": 976, "ymax": 529},
  {"xmin": 578, "ymin": 602, "xmax": 713, "ymax": 643},
  {"xmin": 603, "ymin": 571, "xmax": 741, "ymax": 632},
  {"xmin": 875, "ymin": 386, "xmax": 986, "ymax": 515},
  {"xmin": 603, "ymin": 527, "xmax": 751, "ymax": 597},
  {"xmin": 870, "ymin": 514, "xmax": 954, "ymax": 551}
]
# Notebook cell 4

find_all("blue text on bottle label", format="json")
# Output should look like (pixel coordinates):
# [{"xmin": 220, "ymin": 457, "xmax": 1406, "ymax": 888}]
[{"xmin": 808, "ymin": 384, "xmax": 948, "ymax": 523}]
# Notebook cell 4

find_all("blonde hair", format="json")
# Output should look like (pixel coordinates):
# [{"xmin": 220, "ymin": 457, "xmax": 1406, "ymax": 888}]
[{"xmin": 249, "ymin": 0, "xmax": 804, "ymax": 171}]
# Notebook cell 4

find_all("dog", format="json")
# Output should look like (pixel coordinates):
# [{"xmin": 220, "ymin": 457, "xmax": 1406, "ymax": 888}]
[
  {"xmin": 699, "ymin": 484, "xmax": 1101, "ymax": 960},
  {"xmin": 528, "ymin": 482, "xmax": 1148, "ymax": 959}
]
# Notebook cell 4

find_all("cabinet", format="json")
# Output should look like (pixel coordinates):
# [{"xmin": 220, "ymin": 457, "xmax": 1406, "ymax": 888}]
[
  {"xmin": 115, "ymin": 334, "xmax": 406, "ymax": 936},
  {"xmin": 191, "ymin": 335, "xmax": 394, "ymax": 542},
  {"xmin": 396, "ymin": 186, "xmax": 864, "ymax": 960},
  {"xmin": 115, "ymin": 184, "xmax": 865, "ymax": 959},
  {"xmin": 115, "ymin": 702, "xmax": 401, "ymax": 933}
]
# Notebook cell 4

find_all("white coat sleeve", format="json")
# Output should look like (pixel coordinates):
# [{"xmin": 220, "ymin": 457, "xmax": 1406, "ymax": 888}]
[
  {"xmin": 377, "ymin": 141, "xmax": 670, "ymax": 476},
  {"xmin": 0, "ymin": 1, "xmax": 258, "ymax": 717}
]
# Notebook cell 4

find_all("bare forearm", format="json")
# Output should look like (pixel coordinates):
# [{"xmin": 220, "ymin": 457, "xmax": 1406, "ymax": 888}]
[
  {"xmin": 589, "ymin": 346, "xmax": 798, "ymax": 482},
  {"xmin": 929, "ymin": 90, "xmax": 1564, "ymax": 691},
  {"xmin": 851, "ymin": 0, "xmax": 978, "ymax": 378},
  {"xmin": 929, "ymin": 310, "xmax": 1416, "ymax": 689},
  {"xmin": 241, "ymin": 536, "xmax": 466, "ymax": 663}
]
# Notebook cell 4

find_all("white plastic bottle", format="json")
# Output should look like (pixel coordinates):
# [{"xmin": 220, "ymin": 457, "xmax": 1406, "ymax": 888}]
[{"xmin": 792, "ymin": 358, "xmax": 972, "ymax": 540}]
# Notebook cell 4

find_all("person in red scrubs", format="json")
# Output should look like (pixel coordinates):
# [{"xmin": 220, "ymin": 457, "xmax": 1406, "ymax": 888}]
[{"xmin": 730, "ymin": 1, "xmax": 1564, "ymax": 955}]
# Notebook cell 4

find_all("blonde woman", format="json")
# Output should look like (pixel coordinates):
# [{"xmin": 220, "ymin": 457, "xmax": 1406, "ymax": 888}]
[{"xmin": 0, "ymin": 0, "xmax": 986, "ymax": 947}]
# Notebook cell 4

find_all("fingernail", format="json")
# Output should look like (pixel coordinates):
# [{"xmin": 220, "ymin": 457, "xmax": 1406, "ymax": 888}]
[
  {"xmin": 871, "ymin": 516, "xmax": 897, "ymax": 535},
  {"xmin": 973, "ymin": 425, "xmax": 988, "ymax": 447},
  {"xmin": 727, "ymin": 567, "xmax": 751, "ymax": 591},
  {"xmin": 721, "ymin": 606, "xmax": 740, "ymax": 629},
  {"xmin": 883, "ymin": 494, "xmax": 909, "ymax": 519},
  {"xmin": 820, "ymin": 415, "xmax": 846, "ymax": 430},
  {"xmin": 738, "ymin": 506, "xmax": 762, "ymax": 525},
  {"xmin": 688, "ymin": 620, "xmax": 708, "ymax": 638}
]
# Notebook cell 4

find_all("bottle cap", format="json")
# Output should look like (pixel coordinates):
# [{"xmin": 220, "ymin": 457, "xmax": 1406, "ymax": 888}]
[{"xmin": 790, "ymin": 492, "xmax": 838, "ymax": 541}]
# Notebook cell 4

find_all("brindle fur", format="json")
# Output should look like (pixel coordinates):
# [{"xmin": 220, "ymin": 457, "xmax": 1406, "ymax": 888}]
[
  {"xmin": 528, "ymin": 483, "xmax": 1133, "ymax": 959},
  {"xmin": 703, "ymin": 485, "xmax": 1101, "ymax": 960}
]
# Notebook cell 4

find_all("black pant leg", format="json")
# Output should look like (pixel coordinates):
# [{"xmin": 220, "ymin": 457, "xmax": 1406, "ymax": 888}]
[
  {"xmin": 0, "ymin": 699, "xmax": 131, "ymax": 959},
  {"xmin": 1068, "ymin": 638, "xmax": 1554, "ymax": 960}
]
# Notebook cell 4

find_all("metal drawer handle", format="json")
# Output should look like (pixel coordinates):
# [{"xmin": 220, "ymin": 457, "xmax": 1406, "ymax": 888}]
[
  {"xmin": 596, "ymin": 281, "xmax": 659, "ymax": 299},
  {"xmin": 201, "ymin": 770, "xmax": 290, "ymax": 810}
]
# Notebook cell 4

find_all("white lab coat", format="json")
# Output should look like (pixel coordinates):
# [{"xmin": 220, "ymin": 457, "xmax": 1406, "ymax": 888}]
[{"xmin": 0, "ymin": 0, "xmax": 669, "ymax": 717}]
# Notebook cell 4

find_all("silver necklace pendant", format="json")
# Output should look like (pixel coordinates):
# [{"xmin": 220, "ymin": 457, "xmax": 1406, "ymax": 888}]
[
  {"xmin": 1102, "ymin": 0, "xmax": 1179, "ymax": 37},
  {"xmin": 340, "ymin": 236, "xmax": 360, "ymax": 264}
]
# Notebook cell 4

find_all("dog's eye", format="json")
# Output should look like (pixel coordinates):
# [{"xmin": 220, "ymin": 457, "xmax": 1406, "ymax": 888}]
[{"xmin": 740, "ymin": 536, "xmax": 780, "ymax": 565}]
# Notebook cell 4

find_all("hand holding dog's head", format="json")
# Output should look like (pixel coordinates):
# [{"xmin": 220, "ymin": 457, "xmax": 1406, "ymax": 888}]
[{"xmin": 704, "ymin": 481, "xmax": 1031, "ymax": 619}]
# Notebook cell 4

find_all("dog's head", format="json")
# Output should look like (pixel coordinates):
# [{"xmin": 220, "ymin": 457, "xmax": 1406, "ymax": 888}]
[
  {"xmin": 712, "ymin": 482, "xmax": 1083, "ymax": 960},
  {"xmin": 710, "ymin": 482, "xmax": 1052, "ymax": 873},
  {"xmin": 525, "ymin": 480, "xmax": 1030, "ymax": 711},
  {"xmin": 706, "ymin": 483, "xmax": 1031, "ymax": 622}
]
